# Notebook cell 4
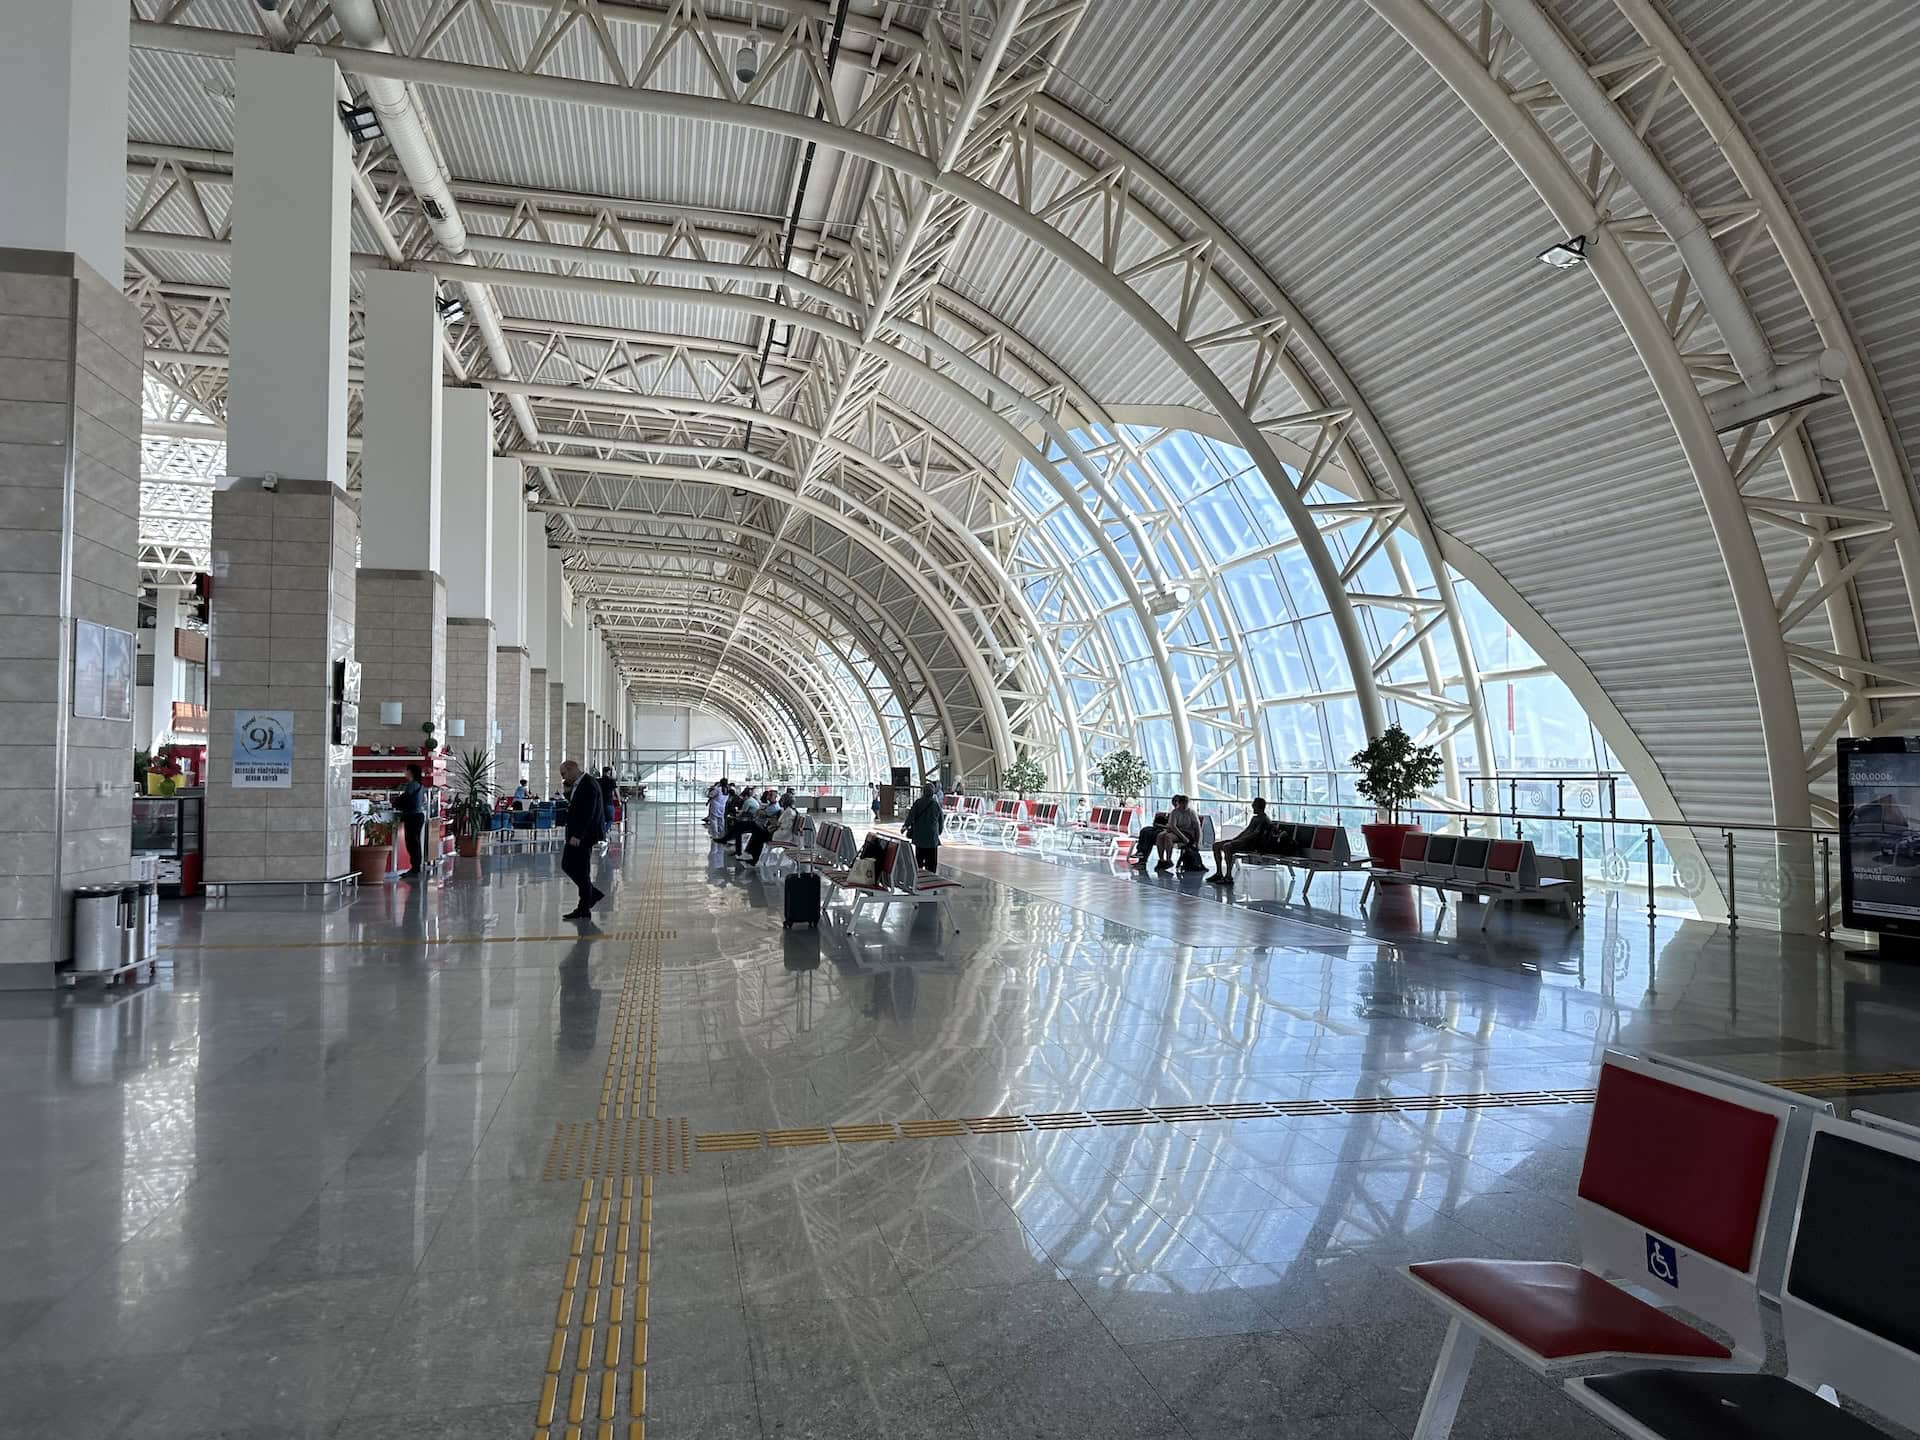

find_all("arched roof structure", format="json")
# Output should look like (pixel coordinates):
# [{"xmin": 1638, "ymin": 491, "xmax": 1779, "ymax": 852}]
[{"xmin": 124, "ymin": 0, "xmax": 1918, "ymax": 854}]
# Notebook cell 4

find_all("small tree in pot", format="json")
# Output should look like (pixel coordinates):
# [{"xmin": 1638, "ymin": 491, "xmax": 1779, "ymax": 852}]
[
  {"xmin": 1094, "ymin": 748, "xmax": 1152, "ymax": 821},
  {"xmin": 1003, "ymin": 751, "xmax": 1047, "ymax": 800},
  {"xmin": 447, "ymin": 747, "xmax": 498, "ymax": 857},
  {"xmin": 1350, "ymin": 723, "xmax": 1443, "ymax": 868}
]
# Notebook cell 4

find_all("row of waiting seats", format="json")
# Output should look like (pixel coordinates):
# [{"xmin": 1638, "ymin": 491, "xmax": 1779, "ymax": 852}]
[
  {"xmin": 1235, "ymin": 821, "xmax": 1365, "ymax": 899},
  {"xmin": 1362, "ymin": 832, "xmax": 1583, "ymax": 928},
  {"xmin": 781, "ymin": 819, "xmax": 961, "ymax": 931},
  {"xmin": 1404, "ymin": 1048, "xmax": 1918, "ymax": 1440}
]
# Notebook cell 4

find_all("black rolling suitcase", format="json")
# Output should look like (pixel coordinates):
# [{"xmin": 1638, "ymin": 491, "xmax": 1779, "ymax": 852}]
[{"xmin": 783, "ymin": 871, "xmax": 822, "ymax": 929}]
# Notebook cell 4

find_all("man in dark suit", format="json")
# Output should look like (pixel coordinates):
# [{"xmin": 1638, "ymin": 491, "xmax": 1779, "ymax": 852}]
[{"xmin": 557, "ymin": 758, "xmax": 606, "ymax": 920}]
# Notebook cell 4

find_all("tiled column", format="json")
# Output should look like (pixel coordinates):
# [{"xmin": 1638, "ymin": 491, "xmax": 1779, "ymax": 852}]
[
  {"xmin": 566, "ymin": 702, "xmax": 588, "ymax": 765},
  {"xmin": 547, "ymin": 681, "xmax": 566, "ymax": 775},
  {"xmin": 492, "ymin": 458, "xmax": 528, "ymax": 786},
  {"xmin": 206, "ymin": 49, "xmax": 359, "ymax": 885},
  {"xmin": 548, "ymin": 559, "xmax": 571, "ymax": 773},
  {"xmin": 443, "ymin": 619, "xmax": 494, "ymax": 763},
  {"xmin": 523, "ymin": 511, "xmax": 550, "ymax": 794},
  {"xmin": 0, "ymin": 252, "xmax": 142, "ymax": 981},
  {"xmin": 355, "ymin": 269, "xmax": 445, "ymax": 752},
  {"xmin": 354, "ymin": 572, "xmax": 444, "ymax": 751},
  {"xmin": 205, "ymin": 484, "xmax": 357, "ymax": 883},
  {"xmin": 439, "ymin": 388, "xmax": 493, "ymax": 764},
  {"xmin": 0, "ymin": 4, "xmax": 139, "ymax": 979}
]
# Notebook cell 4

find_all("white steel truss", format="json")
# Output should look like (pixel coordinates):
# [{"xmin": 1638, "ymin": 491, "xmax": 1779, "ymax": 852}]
[
  {"xmin": 1368, "ymin": 0, "xmax": 1920, "ymax": 850},
  {"xmin": 128, "ymin": 4, "xmax": 1490, "ymax": 799}
]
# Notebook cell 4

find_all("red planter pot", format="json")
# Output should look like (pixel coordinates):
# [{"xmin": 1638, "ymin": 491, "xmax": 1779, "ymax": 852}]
[{"xmin": 1362, "ymin": 822, "xmax": 1420, "ymax": 869}]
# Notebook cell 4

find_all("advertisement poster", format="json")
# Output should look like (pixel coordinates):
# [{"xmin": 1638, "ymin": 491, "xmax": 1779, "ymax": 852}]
[
  {"xmin": 103, "ymin": 627, "xmax": 134, "ymax": 721},
  {"xmin": 232, "ymin": 710, "xmax": 294, "ymax": 788},
  {"xmin": 1842, "ymin": 748, "xmax": 1920, "ymax": 921},
  {"xmin": 72, "ymin": 620, "xmax": 104, "ymax": 719}
]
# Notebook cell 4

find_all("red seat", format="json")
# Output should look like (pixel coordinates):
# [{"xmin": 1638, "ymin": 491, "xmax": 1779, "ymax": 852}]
[{"xmin": 1410, "ymin": 1260, "xmax": 1730, "ymax": 1362}]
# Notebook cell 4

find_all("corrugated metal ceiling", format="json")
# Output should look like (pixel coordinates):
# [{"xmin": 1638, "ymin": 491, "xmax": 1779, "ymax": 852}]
[{"xmin": 122, "ymin": 0, "xmax": 1918, "ymax": 829}]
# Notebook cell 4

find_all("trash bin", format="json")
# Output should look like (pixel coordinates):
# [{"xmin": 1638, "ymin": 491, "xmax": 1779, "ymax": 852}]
[
  {"xmin": 73, "ymin": 883, "xmax": 138, "ymax": 974},
  {"xmin": 137, "ymin": 878, "xmax": 160, "ymax": 961}
]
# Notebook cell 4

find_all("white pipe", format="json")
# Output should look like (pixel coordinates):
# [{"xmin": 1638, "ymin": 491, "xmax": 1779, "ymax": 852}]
[
  {"xmin": 326, "ymin": 0, "xmax": 540, "ymax": 451},
  {"xmin": 1487, "ymin": 0, "xmax": 1839, "ymax": 419}
]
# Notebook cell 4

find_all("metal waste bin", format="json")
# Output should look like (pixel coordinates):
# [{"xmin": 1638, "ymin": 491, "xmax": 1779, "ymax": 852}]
[
  {"xmin": 73, "ymin": 883, "xmax": 138, "ymax": 973},
  {"xmin": 136, "ymin": 877, "xmax": 160, "ymax": 961}
]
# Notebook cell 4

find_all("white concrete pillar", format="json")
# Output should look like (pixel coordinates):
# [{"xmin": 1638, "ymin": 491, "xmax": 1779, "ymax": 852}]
[
  {"xmin": 439, "ymin": 388, "xmax": 494, "ymax": 762},
  {"xmin": 524, "ymin": 514, "xmax": 551, "ymax": 794},
  {"xmin": 141, "ymin": 586, "xmax": 188, "ymax": 751},
  {"xmin": 492, "ymin": 459, "xmax": 529, "ymax": 784},
  {"xmin": 359, "ymin": 271, "xmax": 442, "ymax": 571},
  {"xmin": 353, "ymin": 273, "xmax": 449, "ymax": 753},
  {"xmin": 563, "ymin": 598, "xmax": 588, "ymax": 764},
  {"xmin": 439, "ymin": 389, "xmax": 492, "ymax": 618},
  {"xmin": 207, "ymin": 48, "xmax": 358, "ymax": 888},
  {"xmin": 1, "ymin": 0, "xmax": 128, "ymax": 282},
  {"xmin": 226, "ymin": 49, "xmax": 351, "ymax": 490}
]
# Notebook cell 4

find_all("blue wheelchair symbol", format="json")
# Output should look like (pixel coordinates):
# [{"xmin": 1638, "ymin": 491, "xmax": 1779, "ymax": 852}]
[{"xmin": 1646, "ymin": 1235, "xmax": 1679, "ymax": 1288}]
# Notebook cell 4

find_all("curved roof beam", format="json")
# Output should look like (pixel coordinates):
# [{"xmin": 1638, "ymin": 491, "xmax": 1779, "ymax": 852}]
[
  {"xmin": 1501, "ymin": 0, "xmax": 1920, "ymax": 806},
  {"xmin": 624, "ymin": 675, "xmax": 785, "ymax": 774},
  {"xmin": 441, "ymin": 260, "xmax": 1190, "ymax": 780},
  {"xmin": 527, "ymin": 453, "xmax": 1016, "ymax": 765},
  {"xmin": 591, "ymin": 585, "xmax": 911, "ymax": 775},
  {"xmin": 1367, "ymin": 0, "xmax": 1815, "ymax": 850},
  {"xmin": 626, "ymin": 654, "xmax": 820, "ymax": 769},
  {"xmin": 567, "ymin": 543, "xmax": 949, "ymax": 774},
  {"xmin": 124, "ymin": 25, "xmax": 1357, "ymax": 782},
  {"xmin": 600, "ymin": 605, "xmax": 887, "ymax": 777}
]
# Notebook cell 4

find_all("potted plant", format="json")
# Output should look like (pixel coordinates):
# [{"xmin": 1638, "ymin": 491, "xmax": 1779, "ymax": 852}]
[
  {"xmin": 1003, "ymin": 751, "xmax": 1046, "ymax": 810},
  {"xmin": 352, "ymin": 818, "xmax": 393, "ymax": 885},
  {"xmin": 1094, "ymin": 748, "xmax": 1152, "ymax": 823},
  {"xmin": 447, "ymin": 747, "xmax": 497, "ymax": 858},
  {"xmin": 1350, "ymin": 723, "xmax": 1443, "ymax": 868},
  {"xmin": 140, "ymin": 745, "xmax": 184, "ymax": 795}
]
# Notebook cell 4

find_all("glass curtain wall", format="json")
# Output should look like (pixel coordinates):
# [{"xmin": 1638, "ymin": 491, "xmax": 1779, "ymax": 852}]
[{"xmin": 1005, "ymin": 425, "xmax": 1644, "ymax": 828}]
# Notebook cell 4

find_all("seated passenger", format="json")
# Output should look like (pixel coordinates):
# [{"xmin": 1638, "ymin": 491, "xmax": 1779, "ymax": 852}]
[
  {"xmin": 1130, "ymin": 812, "xmax": 1169, "ymax": 867},
  {"xmin": 1207, "ymin": 796, "xmax": 1280, "ymax": 886},
  {"xmin": 1156, "ymin": 793, "xmax": 1206, "ymax": 873}
]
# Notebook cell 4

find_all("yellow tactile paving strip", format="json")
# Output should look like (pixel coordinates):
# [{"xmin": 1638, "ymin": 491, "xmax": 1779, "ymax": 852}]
[
  {"xmin": 690, "ymin": 1068, "xmax": 1920, "ymax": 1156},
  {"xmin": 534, "ymin": 835, "xmax": 668, "ymax": 1440}
]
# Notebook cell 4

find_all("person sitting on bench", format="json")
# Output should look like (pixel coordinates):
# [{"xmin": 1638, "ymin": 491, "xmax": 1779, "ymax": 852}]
[
  {"xmin": 1156, "ymin": 793, "xmax": 1204, "ymax": 873},
  {"xmin": 1207, "ymin": 796, "xmax": 1279, "ymax": 886},
  {"xmin": 1130, "ymin": 812, "xmax": 1169, "ymax": 867}
]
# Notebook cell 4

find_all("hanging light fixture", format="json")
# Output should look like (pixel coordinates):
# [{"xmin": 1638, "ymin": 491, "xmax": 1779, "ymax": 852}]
[{"xmin": 1537, "ymin": 235, "xmax": 1590, "ymax": 269}]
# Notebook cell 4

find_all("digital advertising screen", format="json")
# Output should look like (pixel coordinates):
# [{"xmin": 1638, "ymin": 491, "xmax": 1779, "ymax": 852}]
[{"xmin": 1838, "ymin": 737, "xmax": 1920, "ymax": 934}]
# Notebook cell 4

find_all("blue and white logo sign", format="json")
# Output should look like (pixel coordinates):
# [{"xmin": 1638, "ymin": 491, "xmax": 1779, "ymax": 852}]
[
  {"xmin": 232, "ymin": 710, "xmax": 294, "ymax": 789},
  {"xmin": 1646, "ymin": 1234, "xmax": 1679, "ymax": 1288}
]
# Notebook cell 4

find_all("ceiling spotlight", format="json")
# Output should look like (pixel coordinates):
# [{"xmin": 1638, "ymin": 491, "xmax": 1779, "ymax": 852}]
[
  {"xmin": 1537, "ymin": 235, "xmax": 1589, "ymax": 269},
  {"xmin": 524, "ymin": 484, "xmax": 541, "ymax": 505},
  {"xmin": 735, "ymin": 39, "xmax": 759, "ymax": 85},
  {"xmin": 436, "ymin": 292, "xmax": 466, "ymax": 326},
  {"xmin": 338, "ymin": 100, "xmax": 382, "ymax": 145}
]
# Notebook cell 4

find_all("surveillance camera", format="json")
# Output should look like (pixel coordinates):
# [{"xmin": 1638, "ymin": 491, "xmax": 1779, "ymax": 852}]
[
  {"xmin": 524, "ymin": 485, "xmax": 541, "ymax": 505},
  {"xmin": 735, "ymin": 41, "xmax": 758, "ymax": 84}
]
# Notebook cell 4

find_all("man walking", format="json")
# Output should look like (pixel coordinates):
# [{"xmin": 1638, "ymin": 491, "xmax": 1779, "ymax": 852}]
[{"xmin": 558, "ymin": 759, "xmax": 606, "ymax": 920}]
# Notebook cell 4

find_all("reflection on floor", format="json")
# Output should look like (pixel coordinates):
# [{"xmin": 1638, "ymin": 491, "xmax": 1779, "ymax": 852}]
[{"xmin": 3, "ymin": 809, "xmax": 1917, "ymax": 1439}]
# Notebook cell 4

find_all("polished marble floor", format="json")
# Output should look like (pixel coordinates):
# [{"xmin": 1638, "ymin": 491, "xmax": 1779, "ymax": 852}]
[{"xmin": 4, "ymin": 808, "xmax": 1918, "ymax": 1439}]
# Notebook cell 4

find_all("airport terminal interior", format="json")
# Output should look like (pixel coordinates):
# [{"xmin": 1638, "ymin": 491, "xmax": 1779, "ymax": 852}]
[{"xmin": 5, "ymin": 1, "xmax": 1920, "ymax": 1437}]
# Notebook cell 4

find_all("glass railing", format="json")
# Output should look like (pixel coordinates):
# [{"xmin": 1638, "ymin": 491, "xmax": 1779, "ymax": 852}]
[{"xmin": 953, "ymin": 787, "xmax": 1845, "ymax": 938}]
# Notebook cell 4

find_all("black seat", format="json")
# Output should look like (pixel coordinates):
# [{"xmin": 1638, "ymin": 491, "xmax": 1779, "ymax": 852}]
[{"xmin": 1584, "ymin": 1371, "xmax": 1890, "ymax": 1440}]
